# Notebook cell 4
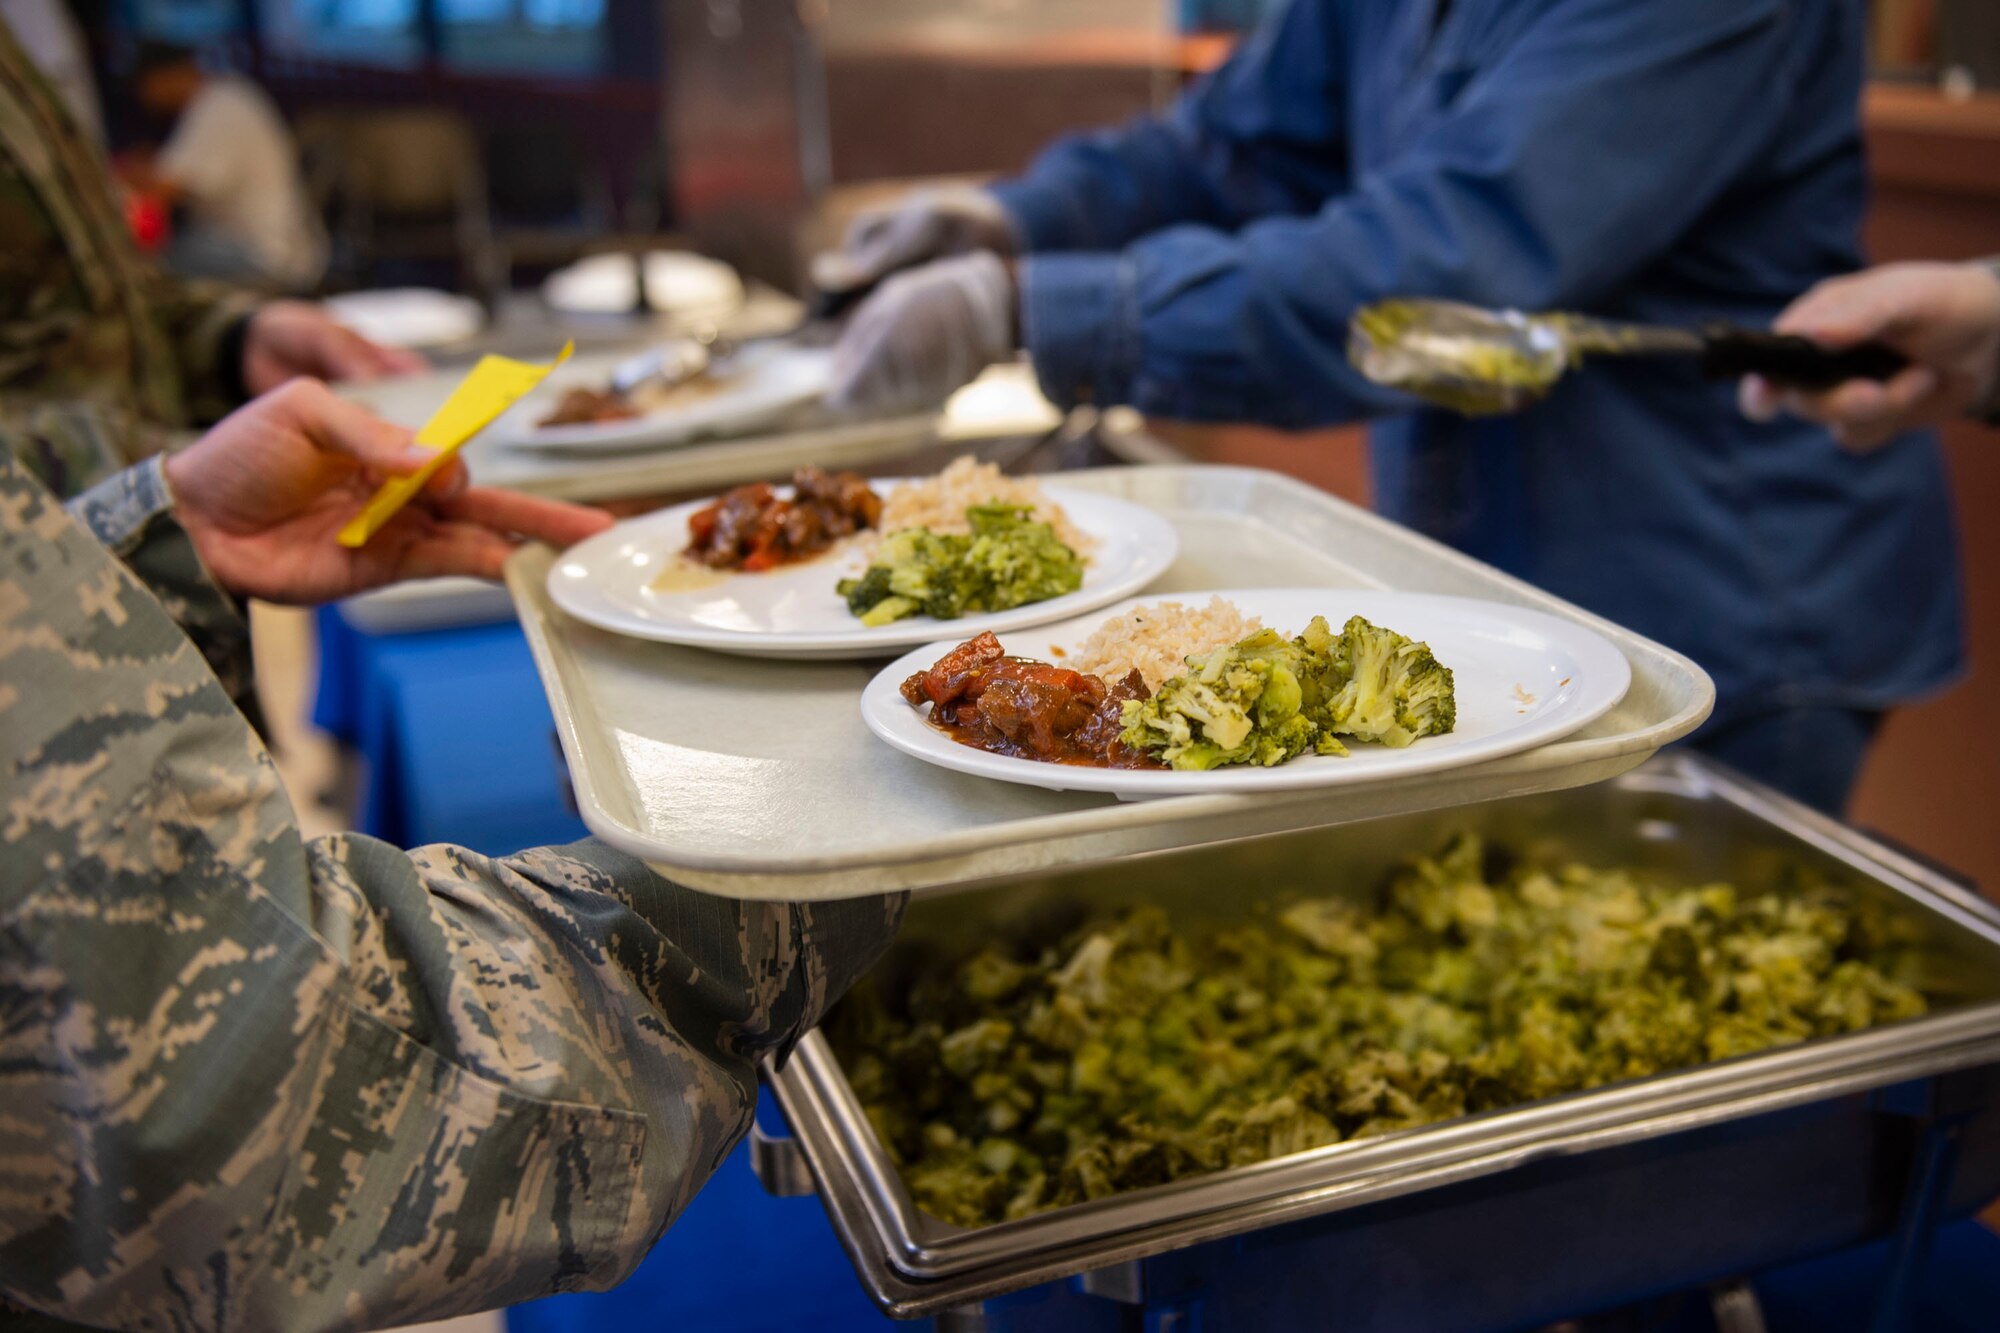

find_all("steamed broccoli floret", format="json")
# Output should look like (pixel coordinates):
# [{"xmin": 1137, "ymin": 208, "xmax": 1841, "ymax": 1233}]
[
  {"xmin": 963, "ymin": 503, "xmax": 1085, "ymax": 609},
  {"xmin": 1118, "ymin": 613, "xmax": 1460, "ymax": 769},
  {"xmin": 837, "ymin": 503, "xmax": 1083, "ymax": 625},
  {"xmin": 1325, "ymin": 614, "xmax": 1457, "ymax": 748},
  {"xmin": 1119, "ymin": 628, "xmax": 1330, "ymax": 769}
]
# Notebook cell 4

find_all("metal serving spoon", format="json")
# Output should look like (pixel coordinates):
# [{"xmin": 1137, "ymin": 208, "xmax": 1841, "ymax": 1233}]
[{"xmin": 1348, "ymin": 298, "xmax": 1908, "ymax": 416}]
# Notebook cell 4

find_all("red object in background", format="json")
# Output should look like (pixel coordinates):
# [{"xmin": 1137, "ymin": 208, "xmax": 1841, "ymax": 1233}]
[{"xmin": 124, "ymin": 192, "xmax": 170, "ymax": 253}]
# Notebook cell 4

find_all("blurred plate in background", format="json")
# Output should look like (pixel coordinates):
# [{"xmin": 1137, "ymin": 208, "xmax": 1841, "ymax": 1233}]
[
  {"xmin": 324, "ymin": 288, "xmax": 485, "ymax": 348},
  {"xmin": 542, "ymin": 250, "xmax": 744, "ymax": 320}
]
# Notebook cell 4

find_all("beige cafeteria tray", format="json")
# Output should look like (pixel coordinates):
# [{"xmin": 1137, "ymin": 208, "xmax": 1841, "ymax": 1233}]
[{"xmin": 505, "ymin": 465, "xmax": 1715, "ymax": 901}]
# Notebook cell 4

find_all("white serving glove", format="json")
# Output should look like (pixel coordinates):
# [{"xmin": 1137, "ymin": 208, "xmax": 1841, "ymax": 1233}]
[
  {"xmin": 826, "ymin": 251, "xmax": 1016, "ymax": 415},
  {"xmin": 811, "ymin": 186, "xmax": 1020, "ymax": 295}
]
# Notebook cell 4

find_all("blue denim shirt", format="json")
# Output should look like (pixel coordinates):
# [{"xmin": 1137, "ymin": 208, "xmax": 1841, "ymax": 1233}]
[{"xmin": 992, "ymin": 0, "xmax": 1964, "ymax": 724}]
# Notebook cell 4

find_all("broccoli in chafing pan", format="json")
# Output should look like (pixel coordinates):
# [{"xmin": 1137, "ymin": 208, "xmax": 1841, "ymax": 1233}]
[{"xmin": 829, "ymin": 835, "xmax": 1931, "ymax": 1228}]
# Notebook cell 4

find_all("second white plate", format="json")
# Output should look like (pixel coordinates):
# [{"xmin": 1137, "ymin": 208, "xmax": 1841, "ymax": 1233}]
[
  {"xmin": 547, "ymin": 482, "xmax": 1180, "ymax": 658},
  {"xmin": 861, "ymin": 589, "xmax": 1633, "ymax": 796},
  {"xmin": 502, "ymin": 342, "xmax": 833, "ymax": 452}
]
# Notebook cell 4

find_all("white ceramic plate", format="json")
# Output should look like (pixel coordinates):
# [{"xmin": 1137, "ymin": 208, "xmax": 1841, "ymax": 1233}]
[
  {"xmin": 499, "ymin": 342, "xmax": 832, "ymax": 453},
  {"xmin": 861, "ymin": 589, "xmax": 1633, "ymax": 796},
  {"xmin": 323, "ymin": 288, "xmax": 484, "ymax": 348},
  {"xmin": 541, "ymin": 250, "xmax": 743, "ymax": 319},
  {"xmin": 546, "ymin": 483, "xmax": 1180, "ymax": 658}
]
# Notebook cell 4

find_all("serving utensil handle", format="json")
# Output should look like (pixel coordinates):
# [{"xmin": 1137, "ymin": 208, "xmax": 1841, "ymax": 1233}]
[{"xmin": 1699, "ymin": 326, "xmax": 1908, "ymax": 389}]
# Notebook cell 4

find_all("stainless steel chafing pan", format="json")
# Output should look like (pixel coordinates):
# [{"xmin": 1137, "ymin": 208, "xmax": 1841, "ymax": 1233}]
[{"xmin": 756, "ymin": 753, "xmax": 2000, "ymax": 1325}]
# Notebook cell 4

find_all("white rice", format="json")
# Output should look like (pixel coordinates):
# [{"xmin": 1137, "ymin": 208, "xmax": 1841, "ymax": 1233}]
[
  {"xmin": 1065, "ymin": 597, "xmax": 1263, "ymax": 688},
  {"xmin": 880, "ymin": 457, "xmax": 1093, "ymax": 553}
]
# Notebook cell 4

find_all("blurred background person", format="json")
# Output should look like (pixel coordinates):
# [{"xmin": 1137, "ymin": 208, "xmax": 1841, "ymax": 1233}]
[
  {"xmin": 813, "ymin": 0, "xmax": 1964, "ymax": 818},
  {"xmin": 119, "ymin": 40, "xmax": 329, "ymax": 290},
  {"xmin": 1742, "ymin": 258, "xmax": 2000, "ymax": 446}
]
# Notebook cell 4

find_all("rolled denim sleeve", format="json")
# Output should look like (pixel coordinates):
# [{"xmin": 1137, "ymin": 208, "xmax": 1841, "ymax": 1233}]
[
  {"xmin": 1021, "ymin": 0, "xmax": 1804, "ymax": 429},
  {"xmin": 988, "ymin": 0, "xmax": 1350, "ymax": 254}
]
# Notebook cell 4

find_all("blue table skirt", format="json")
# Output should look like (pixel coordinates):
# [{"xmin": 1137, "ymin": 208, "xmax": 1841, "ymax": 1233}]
[{"xmin": 312, "ymin": 605, "xmax": 588, "ymax": 852}]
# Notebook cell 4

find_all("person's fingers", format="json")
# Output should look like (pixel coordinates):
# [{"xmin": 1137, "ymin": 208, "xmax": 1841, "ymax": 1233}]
[
  {"xmin": 384, "ymin": 522, "xmax": 519, "ymax": 582},
  {"xmin": 1738, "ymin": 375, "xmax": 1781, "ymax": 422},
  {"xmin": 436, "ymin": 486, "xmax": 615, "ymax": 547},
  {"xmin": 317, "ymin": 327, "xmax": 382, "ymax": 381},
  {"xmin": 825, "ymin": 288, "xmax": 902, "ymax": 410},
  {"xmin": 813, "ymin": 207, "xmax": 900, "ymax": 292},
  {"xmin": 1772, "ymin": 278, "xmax": 1879, "ymax": 347},
  {"xmin": 275, "ymin": 380, "xmax": 433, "ymax": 473},
  {"xmin": 1769, "ymin": 366, "xmax": 1940, "ymax": 449},
  {"xmin": 1823, "ymin": 367, "xmax": 1944, "ymax": 450},
  {"xmin": 1774, "ymin": 266, "xmax": 1940, "ymax": 351},
  {"xmin": 810, "ymin": 250, "xmax": 869, "ymax": 294},
  {"xmin": 373, "ymin": 344, "xmax": 430, "ymax": 377},
  {"xmin": 313, "ymin": 322, "xmax": 422, "ymax": 384},
  {"xmin": 840, "ymin": 205, "xmax": 903, "ymax": 259},
  {"xmin": 422, "ymin": 455, "xmax": 470, "ymax": 500},
  {"xmin": 1829, "ymin": 364, "xmax": 1939, "ymax": 425}
]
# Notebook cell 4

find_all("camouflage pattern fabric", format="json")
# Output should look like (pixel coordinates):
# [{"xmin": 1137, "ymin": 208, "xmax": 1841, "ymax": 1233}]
[
  {"xmin": 0, "ymin": 446, "xmax": 905, "ymax": 1330},
  {"xmin": 62, "ymin": 441, "xmax": 250, "ymax": 699},
  {"xmin": 0, "ymin": 23, "xmax": 256, "ymax": 489}
]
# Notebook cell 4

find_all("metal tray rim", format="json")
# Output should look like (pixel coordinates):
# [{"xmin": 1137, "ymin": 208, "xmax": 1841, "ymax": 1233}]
[{"xmin": 773, "ymin": 1025, "xmax": 2000, "ymax": 1318}]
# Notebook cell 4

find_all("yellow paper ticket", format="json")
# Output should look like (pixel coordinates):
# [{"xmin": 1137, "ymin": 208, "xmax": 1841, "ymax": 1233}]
[{"xmin": 337, "ymin": 343, "xmax": 572, "ymax": 548}]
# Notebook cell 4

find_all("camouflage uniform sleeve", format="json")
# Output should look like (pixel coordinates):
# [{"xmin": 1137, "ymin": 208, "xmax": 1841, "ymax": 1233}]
[
  {"xmin": 64, "ymin": 452, "xmax": 252, "ymax": 701},
  {"xmin": 143, "ymin": 273, "xmax": 259, "ymax": 424},
  {"xmin": 0, "ymin": 450, "xmax": 904, "ymax": 1332},
  {"xmin": 0, "ymin": 394, "xmax": 176, "ymax": 498}
]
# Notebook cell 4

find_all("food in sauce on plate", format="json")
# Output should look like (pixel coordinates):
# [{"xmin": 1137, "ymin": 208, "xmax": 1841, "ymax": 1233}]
[
  {"xmin": 682, "ymin": 467, "xmax": 882, "ymax": 572},
  {"xmin": 830, "ymin": 833, "xmax": 1933, "ymax": 1226},
  {"xmin": 899, "ymin": 599, "xmax": 1458, "ymax": 771},
  {"xmin": 839, "ymin": 503, "xmax": 1085, "ymax": 626},
  {"xmin": 538, "ymin": 367, "xmax": 732, "ymax": 427},
  {"xmin": 651, "ymin": 456, "xmax": 1096, "ymax": 625},
  {"xmin": 899, "ymin": 632, "xmax": 1160, "ymax": 768}
]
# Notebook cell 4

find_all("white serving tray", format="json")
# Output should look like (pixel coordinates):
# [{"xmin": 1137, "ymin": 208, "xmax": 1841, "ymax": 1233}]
[{"xmin": 505, "ymin": 466, "xmax": 1714, "ymax": 901}]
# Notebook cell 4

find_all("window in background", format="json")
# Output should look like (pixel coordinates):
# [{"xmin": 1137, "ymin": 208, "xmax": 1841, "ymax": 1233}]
[
  {"xmin": 439, "ymin": 0, "xmax": 606, "ymax": 75},
  {"xmin": 257, "ymin": 0, "xmax": 424, "ymax": 67},
  {"xmin": 126, "ymin": 0, "xmax": 240, "ymax": 43},
  {"xmin": 1177, "ymin": 0, "xmax": 1286, "ymax": 32}
]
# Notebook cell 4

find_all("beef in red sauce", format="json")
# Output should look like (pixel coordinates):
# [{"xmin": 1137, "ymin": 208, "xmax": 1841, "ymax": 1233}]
[
  {"xmin": 684, "ymin": 468, "xmax": 882, "ymax": 572},
  {"xmin": 900, "ymin": 632, "xmax": 1161, "ymax": 769},
  {"xmin": 541, "ymin": 387, "xmax": 642, "ymax": 426}
]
